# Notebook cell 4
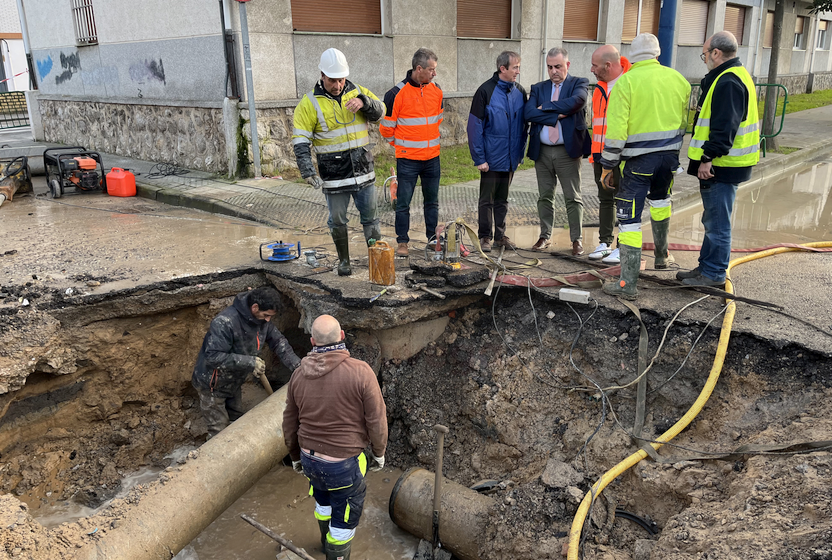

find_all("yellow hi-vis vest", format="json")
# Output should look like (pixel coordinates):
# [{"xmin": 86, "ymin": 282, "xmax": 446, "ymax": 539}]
[{"xmin": 688, "ymin": 66, "xmax": 760, "ymax": 167}]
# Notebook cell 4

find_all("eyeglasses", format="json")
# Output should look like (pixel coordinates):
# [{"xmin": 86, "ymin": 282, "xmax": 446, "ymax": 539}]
[{"xmin": 700, "ymin": 48, "xmax": 717, "ymax": 62}]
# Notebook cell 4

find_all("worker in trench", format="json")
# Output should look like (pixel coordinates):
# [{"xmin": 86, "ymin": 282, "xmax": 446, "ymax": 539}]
[
  {"xmin": 283, "ymin": 314, "xmax": 388, "ymax": 560},
  {"xmin": 191, "ymin": 286, "xmax": 302, "ymax": 439}
]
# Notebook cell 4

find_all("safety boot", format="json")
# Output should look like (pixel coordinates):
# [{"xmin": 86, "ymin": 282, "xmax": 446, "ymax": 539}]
[
  {"xmin": 325, "ymin": 540, "xmax": 352, "ymax": 560},
  {"xmin": 602, "ymin": 244, "xmax": 641, "ymax": 300},
  {"xmin": 317, "ymin": 519, "xmax": 330, "ymax": 552},
  {"xmin": 651, "ymin": 218, "xmax": 675, "ymax": 269},
  {"xmin": 331, "ymin": 227, "xmax": 352, "ymax": 276}
]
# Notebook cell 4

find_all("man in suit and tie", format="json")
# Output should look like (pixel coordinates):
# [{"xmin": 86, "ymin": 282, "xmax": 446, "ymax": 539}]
[{"xmin": 525, "ymin": 47, "xmax": 590, "ymax": 255}]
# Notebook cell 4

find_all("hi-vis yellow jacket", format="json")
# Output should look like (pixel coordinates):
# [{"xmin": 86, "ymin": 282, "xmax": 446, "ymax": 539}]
[
  {"xmin": 599, "ymin": 59, "xmax": 691, "ymax": 169},
  {"xmin": 292, "ymin": 80, "xmax": 384, "ymax": 192}
]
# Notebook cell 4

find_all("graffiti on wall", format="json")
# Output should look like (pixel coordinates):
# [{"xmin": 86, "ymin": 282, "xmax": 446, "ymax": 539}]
[
  {"xmin": 56, "ymin": 52, "xmax": 81, "ymax": 85},
  {"xmin": 36, "ymin": 56, "xmax": 53, "ymax": 81},
  {"xmin": 129, "ymin": 59, "xmax": 166, "ymax": 85}
]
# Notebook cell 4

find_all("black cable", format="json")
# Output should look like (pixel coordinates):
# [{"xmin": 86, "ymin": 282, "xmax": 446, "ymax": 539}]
[{"xmin": 145, "ymin": 162, "xmax": 190, "ymax": 179}]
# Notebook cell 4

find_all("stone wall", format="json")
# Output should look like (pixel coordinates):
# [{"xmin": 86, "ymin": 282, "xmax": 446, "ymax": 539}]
[
  {"xmin": 774, "ymin": 74, "xmax": 810, "ymax": 95},
  {"xmin": 242, "ymin": 95, "xmax": 473, "ymax": 177},
  {"xmin": 809, "ymin": 71, "xmax": 832, "ymax": 92},
  {"xmin": 40, "ymin": 100, "xmax": 228, "ymax": 174}
]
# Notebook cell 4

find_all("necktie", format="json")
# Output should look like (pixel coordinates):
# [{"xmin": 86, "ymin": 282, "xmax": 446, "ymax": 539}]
[{"xmin": 548, "ymin": 84, "xmax": 560, "ymax": 144}]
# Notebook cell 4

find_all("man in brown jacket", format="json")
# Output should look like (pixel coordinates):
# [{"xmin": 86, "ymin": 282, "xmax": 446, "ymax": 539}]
[{"xmin": 283, "ymin": 315, "xmax": 387, "ymax": 560}]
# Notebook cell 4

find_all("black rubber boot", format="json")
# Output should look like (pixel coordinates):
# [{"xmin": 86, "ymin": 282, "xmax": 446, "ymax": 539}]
[
  {"xmin": 602, "ymin": 244, "xmax": 641, "ymax": 300},
  {"xmin": 325, "ymin": 540, "xmax": 352, "ymax": 560},
  {"xmin": 317, "ymin": 519, "xmax": 329, "ymax": 552},
  {"xmin": 651, "ymin": 218, "xmax": 675, "ymax": 269},
  {"xmin": 331, "ymin": 227, "xmax": 352, "ymax": 276}
]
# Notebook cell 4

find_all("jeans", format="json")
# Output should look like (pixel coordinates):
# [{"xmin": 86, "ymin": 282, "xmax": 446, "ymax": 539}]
[
  {"xmin": 478, "ymin": 170, "xmax": 513, "ymax": 241},
  {"xmin": 698, "ymin": 181, "xmax": 738, "ymax": 282},
  {"xmin": 325, "ymin": 181, "xmax": 379, "ymax": 241},
  {"xmin": 395, "ymin": 156, "xmax": 440, "ymax": 243}
]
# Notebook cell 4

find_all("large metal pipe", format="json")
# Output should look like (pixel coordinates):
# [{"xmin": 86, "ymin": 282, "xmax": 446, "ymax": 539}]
[
  {"xmin": 77, "ymin": 385, "xmax": 290, "ymax": 560},
  {"xmin": 389, "ymin": 468, "xmax": 495, "ymax": 560}
]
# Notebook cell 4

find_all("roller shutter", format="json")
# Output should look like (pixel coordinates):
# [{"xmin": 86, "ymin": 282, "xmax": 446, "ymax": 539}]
[
  {"xmin": 622, "ymin": 0, "xmax": 661, "ymax": 42},
  {"xmin": 458, "ymin": 0, "xmax": 512, "ymax": 38},
  {"xmin": 678, "ymin": 0, "xmax": 709, "ymax": 45},
  {"xmin": 724, "ymin": 4, "xmax": 746, "ymax": 45},
  {"xmin": 564, "ymin": 0, "xmax": 600, "ymax": 41},
  {"xmin": 290, "ymin": 0, "xmax": 381, "ymax": 34}
]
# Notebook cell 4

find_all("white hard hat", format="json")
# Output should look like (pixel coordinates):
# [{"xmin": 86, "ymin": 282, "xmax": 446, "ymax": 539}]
[{"xmin": 319, "ymin": 48, "xmax": 349, "ymax": 79}]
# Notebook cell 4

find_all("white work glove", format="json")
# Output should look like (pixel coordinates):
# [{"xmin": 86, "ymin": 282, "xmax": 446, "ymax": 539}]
[
  {"xmin": 369, "ymin": 452, "xmax": 385, "ymax": 472},
  {"xmin": 292, "ymin": 460, "xmax": 304, "ymax": 474},
  {"xmin": 306, "ymin": 175, "xmax": 324, "ymax": 189},
  {"xmin": 252, "ymin": 357, "xmax": 266, "ymax": 378}
]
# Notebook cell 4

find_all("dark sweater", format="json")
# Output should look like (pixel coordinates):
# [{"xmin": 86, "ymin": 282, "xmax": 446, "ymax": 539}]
[
  {"xmin": 283, "ymin": 348, "xmax": 388, "ymax": 461},
  {"xmin": 687, "ymin": 58, "xmax": 754, "ymax": 184}
]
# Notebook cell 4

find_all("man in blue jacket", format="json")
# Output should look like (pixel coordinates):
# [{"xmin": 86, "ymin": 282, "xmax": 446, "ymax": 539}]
[
  {"xmin": 192, "ymin": 286, "xmax": 302, "ymax": 438},
  {"xmin": 467, "ymin": 51, "xmax": 529, "ymax": 252},
  {"xmin": 525, "ymin": 47, "xmax": 590, "ymax": 255}
]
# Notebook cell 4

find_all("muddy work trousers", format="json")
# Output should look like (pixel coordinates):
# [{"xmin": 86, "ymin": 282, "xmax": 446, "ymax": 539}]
[
  {"xmin": 197, "ymin": 387, "xmax": 244, "ymax": 439},
  {"xmin": 302, "ymin": 450, "xmax": 368, "ymax": 545}
]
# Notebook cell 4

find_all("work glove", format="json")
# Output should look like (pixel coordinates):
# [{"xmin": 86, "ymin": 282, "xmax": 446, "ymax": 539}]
[
  {"xmin": 306, "ymin": 175, "xmax": 324, "ymax": 190},
  {"xmin": 252, "ymin": 357, "xmax": 266, "ymax": 378},
  {"xmin": 600, "ymin": 167, "xmax": 615, "ymax": 190},
  {"xmin": 292, "ymin": 460, "xmax": 304, "ymax": 475},
  {"xmin": 369, "ymin": 452, "xmax": 385, "ymax": 472}
]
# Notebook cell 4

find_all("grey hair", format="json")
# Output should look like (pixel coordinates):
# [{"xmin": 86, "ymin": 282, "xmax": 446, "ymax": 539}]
[
  {"xmin": 412, "ymin": 48, "xmax": 438, "ymax": 70},
  {"xmin": 547, "ymin": 47, "xmax": 569, "ymax": 59},
  {"xmin": 710, "ymin": 31, "xmax": 738, "ymax": 57},
  {"xmin": 496, "ymin": 51, "xmax": 521, "ymax": 71}
]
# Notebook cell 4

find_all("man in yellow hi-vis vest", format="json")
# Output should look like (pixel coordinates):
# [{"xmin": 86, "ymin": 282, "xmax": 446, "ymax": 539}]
[
  {"xmin": 680, "ymin": 31, "xmax": 759, "ymax": 287},
  {"xmin": 292, "ymin": 48, "xmax": 385, "ymax": 277},
  {"xmin": 598, "ymin": 34, "xmax": 690, "ymax": 299}
]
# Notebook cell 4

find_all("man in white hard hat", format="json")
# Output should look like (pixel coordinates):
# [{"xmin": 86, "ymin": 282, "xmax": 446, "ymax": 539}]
[{"xmin": 292, "ymin": 48, "xmax": 385, "ymax": 276}]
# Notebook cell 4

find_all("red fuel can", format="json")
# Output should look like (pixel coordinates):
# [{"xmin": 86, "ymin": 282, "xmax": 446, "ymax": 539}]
[{"xmin": 106, "ymin": 167, "xmax": 136, "ymax": 197}]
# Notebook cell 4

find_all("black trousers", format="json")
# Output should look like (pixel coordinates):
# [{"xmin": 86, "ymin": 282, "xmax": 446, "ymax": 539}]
[{"xmin": 477, "ymin": 170, "xmax": 514, "ymax": 241}]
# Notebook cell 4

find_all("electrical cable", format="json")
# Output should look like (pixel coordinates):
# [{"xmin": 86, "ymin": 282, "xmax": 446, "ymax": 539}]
[{"xmin": 145, "ymin": 162, "xmax": 190, "ymax": 179}]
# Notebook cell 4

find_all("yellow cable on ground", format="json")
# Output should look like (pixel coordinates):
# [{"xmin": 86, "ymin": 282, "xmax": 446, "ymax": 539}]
[{"xmin": 567, "ymin": 241, "xmax": 832, "ymax": 560}]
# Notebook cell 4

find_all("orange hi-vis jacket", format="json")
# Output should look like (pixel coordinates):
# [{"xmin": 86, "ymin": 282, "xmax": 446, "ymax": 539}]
[
  {"xmin": 589, "ymin": 56, "xmax": 631, "ymax": 164},
  {"xmin": 380, "ymin": 76, "xmax": 443, "ymax": 161}
]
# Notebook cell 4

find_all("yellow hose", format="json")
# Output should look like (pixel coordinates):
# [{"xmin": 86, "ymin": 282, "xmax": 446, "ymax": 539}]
[{"xmin": 567, "ymin": 241, "xmax": 832, "ymax": 559}]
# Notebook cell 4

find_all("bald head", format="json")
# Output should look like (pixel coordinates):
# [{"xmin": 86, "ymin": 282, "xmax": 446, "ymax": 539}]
[
  {"xmin": 311, "ymin": 315, "xmax": 343, "ymax": 346},
  {"xmin": 591, "ymin": 45, "xmax": 623, "ymax": 83}
]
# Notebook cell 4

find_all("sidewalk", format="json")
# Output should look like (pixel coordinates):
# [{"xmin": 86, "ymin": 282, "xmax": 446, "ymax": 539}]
[{"xmin": 2, "ymin": 105, "xmax": 832, "ymax": 235}]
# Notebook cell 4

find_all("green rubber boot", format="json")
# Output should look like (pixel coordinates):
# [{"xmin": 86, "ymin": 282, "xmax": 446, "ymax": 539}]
[
  {"xmin": 331, "ymin": 227, "xmax": 352, "ymax": 276},
  {"xmin": 325, "ymin": 540, "xmax": 352, "ymax": 560},
  {"xmin": 602, "ymin": 244, "xmax": 642, "ymax": 300},
  {"xmin": 652, "ymin": 218, "xmax": 675, "ymax": 269},
  {"xmin": 317, "ymin": 519, "xmax": 330, "ymax": 552}
]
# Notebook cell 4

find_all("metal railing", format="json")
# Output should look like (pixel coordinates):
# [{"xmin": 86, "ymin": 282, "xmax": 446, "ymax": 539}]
[{"xmin": 0, "ymin": 92, "xmax": 29, "ymax": 129}]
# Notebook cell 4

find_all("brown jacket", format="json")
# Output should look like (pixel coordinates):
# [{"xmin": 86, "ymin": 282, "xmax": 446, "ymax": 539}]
[{"xmin": 283, "ymin": 348, "xmax": 388, "ymax": 461}]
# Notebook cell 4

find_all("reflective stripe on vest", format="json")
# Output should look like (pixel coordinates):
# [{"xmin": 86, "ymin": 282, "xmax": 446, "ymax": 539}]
[
  {"xmin": 688, "ymin": 66, "xmax": 760, "ymax": 168},
  {"xmin": 382, "ymin": 81, "xmax": 443, "ymax": 160}
]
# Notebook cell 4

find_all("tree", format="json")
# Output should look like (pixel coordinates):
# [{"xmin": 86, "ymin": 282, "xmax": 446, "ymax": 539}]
[
  {"xmin": 809, "ymin": 0, "xmax": 832, "ymax": 13},
  {"xmin": 763, "ymin": 0, "xmax": 786, "ymax": 151}
]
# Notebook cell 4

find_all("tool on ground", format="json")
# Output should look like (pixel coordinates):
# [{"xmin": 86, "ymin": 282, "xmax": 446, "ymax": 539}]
[
  {"xmin": 369, "ymin": 240, "xmax": 396, "ymax": 285},
  {"xmin": 484, "ymin": 246, "xmax": 505, "ymax": 296},
  {"xmin": 105, "ymin": 167, "xmax": 136, "ymax": 197},
  {"xmin": 303, "ymin": 249, "xmax": 319, "ymax": 267},
  {"xmin": 369, "ymin": 284, "xmax": 401, "ymax": 303},
  {"xmin": 425, "ymin": 222, "xmax": 466, "ymax": 268},
  {"xmin": 0, "ymin": 156, "xmax": 31, "ymax": 208},
  {"xmin": 260, "ymin": 241, "xmax": 301, "ymax": 262},
  {"xmin": 413, "ymin": 283, "xmax": 445, "ymax": 299},
  {"xmin": 432, "ymin": 424, "xmax": 449, "ymax": 557},
  {"xmin": 240, "ymin": 514, "xmax": 316, "ymax": 560},
  {"xmin": 43, "ymin": 146, "xmax": 107, "ymax": 199}
]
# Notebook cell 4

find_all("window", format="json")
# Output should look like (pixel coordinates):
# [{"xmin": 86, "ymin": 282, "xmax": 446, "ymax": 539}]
[
  {"xmin": 724, "ymin": 4, "xmax": 746, "ymax": 45},
  {"xmin": 818, "ymin": 20, "xmax": 829, "ymax": 50},
  {"xmin": 71, "ymin": 0, "xmax": 97, "ymax": 46},
  {"xmin": 794, "ymin": 16, "xmax": 806, "ymax": 49},
  {"xmin": 290, "ymin": 0, "xmax": 381, "ymax": 34},
  {"xmin": 763, "ymin": 10, "xmax": 774, "ymax": 48},
  {"xmin": 678, "ymin": 0, "xmax": 710, "ymax": 45},
  {"xmin": 622, "ymin": 0, "xmax": 661, "ymax": 42},
  {"xmin": 458, "ymin": 0, "xmax": 512, "ymax": 38},
  {"xmin": 564, "ymin": 0, "xmax": 600, "ymax": 41}
]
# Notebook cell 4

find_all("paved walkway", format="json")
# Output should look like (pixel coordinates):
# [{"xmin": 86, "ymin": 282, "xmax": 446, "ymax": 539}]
[{"xmin": 3, "ymin": 105, "xmax": 832, "ymax": 242}]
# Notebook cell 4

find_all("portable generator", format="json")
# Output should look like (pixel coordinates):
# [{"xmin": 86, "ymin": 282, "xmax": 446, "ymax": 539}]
[{"xmin": 44, "ymin": 147, "xmax": 108, "ymax": 198}]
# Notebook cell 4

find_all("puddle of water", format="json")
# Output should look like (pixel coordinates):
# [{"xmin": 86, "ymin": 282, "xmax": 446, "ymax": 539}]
[
  {"xmin": 182, "ymin": 466, "xmax": 419, "ymax": 560},
  {"xmin": 32, "ymin": 445, "xmax": 198, "ymax": 528},
  {"xmin": 671, "ymin": 160, "xmax": 832, "ymax": 247}
]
